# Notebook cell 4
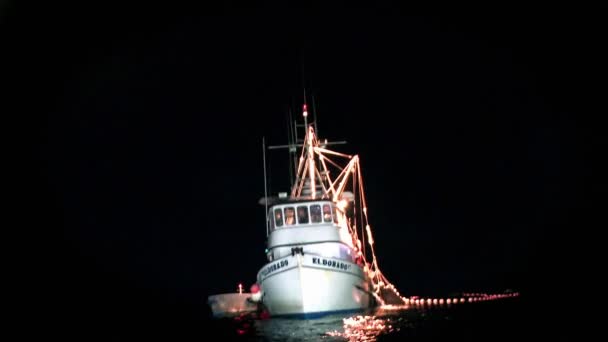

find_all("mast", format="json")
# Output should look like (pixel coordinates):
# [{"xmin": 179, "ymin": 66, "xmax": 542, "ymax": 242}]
[
  {"xmin": 268, "ymin": 98, "xmax": 346, "ymax": 200},
  {"xmin": 264, "ymin": 96, "xmax": 404, "ymax": 303}
]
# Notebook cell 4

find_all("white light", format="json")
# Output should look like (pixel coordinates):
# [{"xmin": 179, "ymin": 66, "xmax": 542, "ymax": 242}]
[{"xmin": 366, "ymin": 225, "xmax": 374, "ymax": 245}]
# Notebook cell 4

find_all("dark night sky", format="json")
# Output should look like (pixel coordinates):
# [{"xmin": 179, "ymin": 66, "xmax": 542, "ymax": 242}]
[{"xmin": 6, "ymin": 1, "xmax": 604, "ymax": 339}]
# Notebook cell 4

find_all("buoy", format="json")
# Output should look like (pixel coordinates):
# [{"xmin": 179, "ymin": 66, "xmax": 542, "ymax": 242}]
[{"xmin": 250, "ymin": 283, "xmax": 262, "ymax": 302}]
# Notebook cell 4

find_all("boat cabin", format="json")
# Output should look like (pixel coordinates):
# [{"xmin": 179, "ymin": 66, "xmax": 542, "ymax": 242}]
[
  {"xmin": 268, "ymin": 200, "xmax": 339, "ymax": 231},
  {"xmin": 265, "ymin": 199, "xmax": 357, "ymax": 263}
]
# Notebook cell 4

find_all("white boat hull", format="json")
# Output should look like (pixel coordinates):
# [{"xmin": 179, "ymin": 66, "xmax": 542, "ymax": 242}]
[{"xmin": 257, "ymin": 254, "xmax": 377, "ymax": 317}]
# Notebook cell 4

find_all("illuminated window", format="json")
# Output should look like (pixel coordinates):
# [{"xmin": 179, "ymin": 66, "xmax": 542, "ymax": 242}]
[
  {"xmin": 284, "ymin": 207, "xmax": 295, "ymax": 225},
  {"xmin": 310, "ymin": 204, "xmax": 322, "ymax": 223},
  {"xmin": 322, "ymin": 204, "xmax": 332, "ymax": 222},
  {"xmin": 332, "ymin": 205, "xmax": 338, "ymax": 223},
  {"xmin": 297, "ymin": 205, "xmax": 309, "ymax": 224},
  {"xmin": 274, "ymin": 208, "xmax": 283, "ymax": 228}
]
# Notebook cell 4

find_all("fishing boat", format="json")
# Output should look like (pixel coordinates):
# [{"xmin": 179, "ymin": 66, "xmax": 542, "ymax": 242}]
[
  {"xmin": 249, "ymin": 101, "xmax": 404, "ymax": 318},
  {"xmin": 206, "ymin": 100, "xmax": 519, "ymax": 318}
]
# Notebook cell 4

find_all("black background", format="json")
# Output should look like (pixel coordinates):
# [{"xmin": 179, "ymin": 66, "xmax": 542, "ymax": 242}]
[{"xmin": 5, "ymin": 2, "xmax": 604, "ymax": 340}]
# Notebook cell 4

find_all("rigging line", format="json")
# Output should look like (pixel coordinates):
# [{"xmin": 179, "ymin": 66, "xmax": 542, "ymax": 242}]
[
  {"xmin": 357, "ymin": 164, "xmax": 367, "ymax": 262},
  {"xmin": 291, "ymin": 133, "xmax": 308, "ymax": 197},
  {"xmin": 296, "ymin": 131, "xmax": 314, "ymax": 199},
  {"xmin": 307, "ymin": 127, "xmax": 316, "ymax": 199},
  {"xmin": 334, "ymin": 156, "xmax": 359, "ymax": 201},
  {"xmin": 357, "ymin": 164, "xmax": 367, "ymax": 260},
  {"xmin": 316, "ymin": 151, "xmax": 345, "ymax": 171},
  {"xmin": 328, "ymin": 162, "xmax": 352, "ymax": 199},
  {"xmin": 314, "ymin": 146, "xmax": 353, "ymax": 158},
  {"xmin": 317, "ymin": 153, "xmax": 336, "ymax": 198},
  {"xmin": 352, "ymin": 164, "xmax": 359, "ymax": 246},
  {"xmin": 297, "ymin": 120, "xmax": 308, "ymax": 159},
  {"xmin": 357, "ymin": 160, "xmax": 369, "ymax": 223},
  {"xmin": 356, "ymin": 160, "xmax": 383, "ymax": 287},
  {"xmin": 353, "ymin": 164, "xmax": 367, "ymax": 260},
  {"xmin": 295, "ymin": 157, "xmax": 309, "ymax": 198},
  {"xmin": 313, "ymin": 165, "xmax": 330, "ymax": 199}
]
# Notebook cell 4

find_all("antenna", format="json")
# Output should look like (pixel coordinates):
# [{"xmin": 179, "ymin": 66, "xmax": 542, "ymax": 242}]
[
  {"xmin": 287, "ymin": 107, "xmax": 294, "ymax": 187},
  {"xmin": 262, "ymin": 136, "xmax": 269, "ymax": 235},
  {"xmin": 303, "ymin": 89, "xmax": 308, "ymax": 129},
  {"xmin": 312, "ymin": 92, "xmax": 318, "ymax": 136}
]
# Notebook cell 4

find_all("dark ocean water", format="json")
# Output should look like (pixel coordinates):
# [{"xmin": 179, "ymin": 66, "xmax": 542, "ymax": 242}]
[
  {"xmin": 205, "ymin": 298, "xmax": 541, "ymax": 341},
  {"xmin": 44, "ymin": 290, "xmax": 583, "ymax": 341}
]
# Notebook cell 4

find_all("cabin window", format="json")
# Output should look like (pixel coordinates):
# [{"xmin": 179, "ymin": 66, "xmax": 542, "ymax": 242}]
[
  {"xmin": 297, "ymin": 205, "xmax": 309, "ymax": 224},
  {"xmin": 274, "ymin": 208, "xmax": 283, "ymax": 228},
  {"xmin": 323, "ymin": 204, "xmax": 332, "ymax": 222},
  {"xmin": 310, "ymin": 204, "xmax": 322, "ymax": 223},
  {"xmin": 284, "ymin": 207, "xmax": 295, "ymax": 226},
  {"xmin": 332, "ymin": 205, "xmax": 339, "ymax": 223}
]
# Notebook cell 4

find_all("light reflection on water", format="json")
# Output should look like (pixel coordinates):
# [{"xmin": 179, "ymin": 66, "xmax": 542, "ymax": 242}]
[
  {"xmin": 325, "ymin": 314, "xmax": 398, "ymax": 341},
  {"xmin": 247, "ymin": 305, "xmax": 414, "ymax": 341},
  {"xmin": 215, "ymin": 298, "xmax": 522, "ymax": 341}
]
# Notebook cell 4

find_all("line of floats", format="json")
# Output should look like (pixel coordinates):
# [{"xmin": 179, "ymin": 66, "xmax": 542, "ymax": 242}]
[{"xmin": 385, "ymin": 291, "xmax": 520, "ymax": 309}]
